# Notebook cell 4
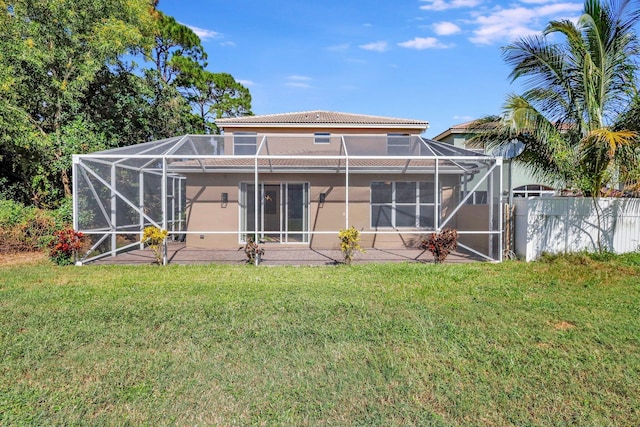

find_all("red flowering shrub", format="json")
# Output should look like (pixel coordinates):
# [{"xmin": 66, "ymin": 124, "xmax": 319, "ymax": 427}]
[
  {"xmin": 419, "ymin": 228, "xmax": 458, "ymax": 264},
  {"xmin": 48, "ymin": 228, "xmax": 84, "ymax": 265}
]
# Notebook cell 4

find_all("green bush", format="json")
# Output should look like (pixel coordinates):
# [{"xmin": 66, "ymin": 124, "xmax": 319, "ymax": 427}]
[{"xmin": 0, "ymin": 199, "xmax": 57, "ymax": 252}]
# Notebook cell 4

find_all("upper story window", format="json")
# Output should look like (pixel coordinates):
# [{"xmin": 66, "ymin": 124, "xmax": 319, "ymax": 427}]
[
  {"xmin": 314, "ymin": 132, "xmax": 331, "ymax": 144},
  {"xmin": 234, "ymin": 132, "xmax": 257, "ymax": 155},
  {"xmin": 387, "ymin": 134, "xmax": 411, "ymax": 155}
]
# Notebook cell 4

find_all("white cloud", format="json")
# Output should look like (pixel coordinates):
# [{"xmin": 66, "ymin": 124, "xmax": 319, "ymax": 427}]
[
  {"xmin": 327, "ymin": 43, "xmax": 350, "ymax": 52},
  {"xmin": 398, "ymin": 37, "xmax": 453, "ymax": 49},
  {"xmin": 286, "ymin": 82, "xmax": 312, "ymax": 88},
  {"xmin": 433, "ymin": 21, "xmax": 462, "ymax": 36},
  {"xmin": 237, "ymin": 79, "xmax": 255, "ymax": 87},
  {"xmin": 520, "ymin": 0, "xmax": 558, "ymax": 4},
  {"xmin": 359, "ymin": 41, "xmax": 389, "ymax": 52},
  {"xmin": 185, "ymin": 24, "xmax": 221, "ymax": 41},
  {"xmin": 286, "ymin": 75, "xmax": 312, "ymax": 88},
  {"xmin": 420, "ymin": 0, "xmax": 481, "ymax": 11},
  {"xmin": 288, "ymin": 75, "xmax": 312, "ymax": 81},
  {"xmin": 469, "ymin": 2, "xmax": 582, "ymax": 45},
  {"xmin": 220, "ymin": 41, "xmax": 236, "ymax": 47}
]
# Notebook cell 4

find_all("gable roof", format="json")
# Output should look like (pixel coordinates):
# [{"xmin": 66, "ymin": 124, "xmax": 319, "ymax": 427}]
[{"xmin": 215, "ymin": 110, "xmax": 429, "ymax": 131}]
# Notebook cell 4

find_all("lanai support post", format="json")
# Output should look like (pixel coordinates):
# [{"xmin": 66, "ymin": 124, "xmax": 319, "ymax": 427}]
[
  {"xmin": 72, "ymin": 156, "xmax": 79, "ymax": 264},
  {"xmin": 139, "ymin": 170, "xmax": 145, "ymax": 250},
  {"xmin": 488, "ymin": 164, "xmax": 494, "ymax": 260},
  {"xmin": 434, "ymin": 160, "xmax": 440, "ymax": 230},
  {"xmin": 254, "ymin": 157, "xmax": 258, "ymax": 239},
  {"xmin": 497, "ymin": 158, "xmax": 504, "ymax": 262},
  {"xmin": 110, "ymin": 164, "xmax": 117, "ymax": 257},
  {"xmin": 161, "ymin": 158, "xmax": 168, "ymax": 265},
  {"xmin": 178, "ymin": 177, "xmax": 183, "ymax": 236},
  {"xmin": 345, "ymin": 157, "xmax": 349, "ymax": 229}
]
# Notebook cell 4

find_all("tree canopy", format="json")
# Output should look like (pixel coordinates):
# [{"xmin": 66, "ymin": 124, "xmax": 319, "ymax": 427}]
[
  {"xmin": 0, "ymin": 1, "xmax": 252, "ymax": 207},
  {"xmin": 471, "ymin": 0, "xmax": 640, "ymax": 196}
]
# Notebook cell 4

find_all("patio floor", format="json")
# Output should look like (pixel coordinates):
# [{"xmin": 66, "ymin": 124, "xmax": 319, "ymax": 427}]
[{"xmin": 88, "ymin": 242, "xmax": 485, "ymax": 266}]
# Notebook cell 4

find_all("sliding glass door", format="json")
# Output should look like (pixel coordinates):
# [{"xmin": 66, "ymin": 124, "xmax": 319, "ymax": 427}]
[{"xmin": 241, "ymin": 182, "xmax": 309, "ymax": 243}]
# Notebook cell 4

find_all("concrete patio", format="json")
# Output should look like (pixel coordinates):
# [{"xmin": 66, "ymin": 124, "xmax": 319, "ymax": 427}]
[{"xmin": 88, "ymin": 242, "xmax": 484, "ymax": 266}]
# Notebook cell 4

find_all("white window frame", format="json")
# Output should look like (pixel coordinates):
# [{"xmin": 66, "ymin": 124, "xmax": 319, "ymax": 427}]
[
  {"xmin": 461, "ymin": 190, "xmax": 488, "ymax": 205},
  {"xmin": 233, "ymin": 132, "xmax": 257, "ymax": 155},
  {"xmin": 370, "ymin": 181, "xmax": 436, "ymax": 229},
  {"xmin": 386, "ymin": 134, "xmax": 411, "ymax": 155},
  {"xmin": 314, "ymin": 132, "xmax": 331, "ymax": 144},
  {"xmin": 513, "ymin": 184, "xmax": 555, "ymax": 198}
]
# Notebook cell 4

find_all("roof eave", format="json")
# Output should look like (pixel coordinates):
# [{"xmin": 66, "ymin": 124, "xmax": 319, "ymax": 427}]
[{"xmin": 217, "ymin": 122, "xmax": 429, "ymax": 130}]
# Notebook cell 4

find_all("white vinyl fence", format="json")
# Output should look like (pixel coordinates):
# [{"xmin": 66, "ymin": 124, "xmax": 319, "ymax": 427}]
[{"xmin": 514, "ymin": 197, "xmax": 640, "ymax": 261}]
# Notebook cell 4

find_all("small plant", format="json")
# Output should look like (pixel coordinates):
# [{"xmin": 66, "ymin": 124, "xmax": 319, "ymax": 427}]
[
  {"xmin": 419, "ymin": 228, "xmax": 458, "ymax": 264},
  {"xmin": 338, "ymin": 226, "xmax": 365, "ymax": 265},
  {"xmin": 244, "ymin": 236, "xmax": 264, "ymax": 265},
  {"xmin": 48, "ymin": 228, "xmax": 84, "ymax": 266},
  {"xmin": 142, "ymin": 226, "xmax": 168, "ymax": 265}
]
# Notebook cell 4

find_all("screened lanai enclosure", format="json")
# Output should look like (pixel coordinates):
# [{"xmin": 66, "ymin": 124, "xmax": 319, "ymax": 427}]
[{"xmin": 73, "ymin": 134, "xmax": 503, "ymax": 264}]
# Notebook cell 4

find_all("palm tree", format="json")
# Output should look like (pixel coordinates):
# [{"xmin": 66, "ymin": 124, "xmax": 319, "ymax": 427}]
[{"xmin": 472, "ymin": 0, "xmax": 640, "ymax": 196}]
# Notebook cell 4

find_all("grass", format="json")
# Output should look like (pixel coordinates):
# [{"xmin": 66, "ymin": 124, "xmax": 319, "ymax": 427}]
[{"xmin": 1, "ymin": 254, "xmax": 639, "ymax": 426}]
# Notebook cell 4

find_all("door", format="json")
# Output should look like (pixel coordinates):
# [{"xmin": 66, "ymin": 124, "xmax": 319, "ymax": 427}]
[{"xmin": 241, "ymin": 182, "xmax": 308, "ymax": 243}]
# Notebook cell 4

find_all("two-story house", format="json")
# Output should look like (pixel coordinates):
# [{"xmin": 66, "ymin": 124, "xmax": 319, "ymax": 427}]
[{"xmin": 73, "ymin": 111, "xmax": 503, "ymax": 263}]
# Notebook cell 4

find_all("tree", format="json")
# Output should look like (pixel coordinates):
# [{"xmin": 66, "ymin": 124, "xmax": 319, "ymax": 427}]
[
  {"xmin": 144, "ymin": 11, "xmax": 206, "ymax": 85},
  {"xmin": 0, "ymin": 0, "xmax": 156, "ymax": 205},
  {"xmin": 471, "ymin": 0, "xmax": 640, "ymax": 196},
  {"xmin": 179, "ymin": 71, "xmax": 253, "ymax": 134}
]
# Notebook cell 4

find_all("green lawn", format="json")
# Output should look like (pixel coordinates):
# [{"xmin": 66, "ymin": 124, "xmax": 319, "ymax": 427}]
[{"xmin": 1, "ymin": 255, "xmax": 639, "ymax": 426}]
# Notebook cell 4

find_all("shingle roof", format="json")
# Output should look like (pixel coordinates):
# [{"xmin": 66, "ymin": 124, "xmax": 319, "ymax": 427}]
[{"xmin": 215, "ymin": 110, "xmax": 428, "ymax": 129}]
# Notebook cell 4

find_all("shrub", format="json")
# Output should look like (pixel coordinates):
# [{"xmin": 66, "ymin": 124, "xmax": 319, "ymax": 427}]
[
  {"xmin": 419, "ymin": 228, "xmax": 458, "ymax": 264},
  {"xmin": 0, "ymin": 199, "xmax": 56, "ymax": 253},
  {"xmin": 142, "ymin": 226, "xmax": 168, "ymax": 265},
  {"xmin": 244, "ymin": 236, "xmax": 265, "ymax": 265},
  {"xmin": 47, "ymin": 228, "xmax": 84, "ymax": 265},
  {"xmin": 338, "ymin": 227, "xmax": 365, "ymax": 265}
]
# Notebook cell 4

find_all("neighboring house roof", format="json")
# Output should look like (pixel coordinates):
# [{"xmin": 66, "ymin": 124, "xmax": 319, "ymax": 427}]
[
  {"xmin": 432, "ymin": 120, "xmax": 498, "ymax": 141},
  {"xmin": 433, "ymin": 119, "xmax": 574, "ymax": 141},
  {"xmin": 215, "ymin": 110, "xmax": 429, "ymax": 131}
]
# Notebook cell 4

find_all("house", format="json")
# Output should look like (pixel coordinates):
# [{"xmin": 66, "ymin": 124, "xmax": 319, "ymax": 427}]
[
  {"xmin": 72, "ymin": 111, "xmax": 503, "ymax": 263},
  {"xmin": 433, "ymin": 121, "xmax": 556, "ymax": 201}
]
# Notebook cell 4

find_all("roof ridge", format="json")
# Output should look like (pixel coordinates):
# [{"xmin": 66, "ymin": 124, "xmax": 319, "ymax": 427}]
[{"xmin": 215, "ymin": 110, "xmax": 428, "ymax": 126}]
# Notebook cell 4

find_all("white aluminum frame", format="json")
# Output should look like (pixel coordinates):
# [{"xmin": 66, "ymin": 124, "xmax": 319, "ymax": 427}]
[{"xmin": 73, "ymin": 134, "xmax": 502, "ymax": 264}]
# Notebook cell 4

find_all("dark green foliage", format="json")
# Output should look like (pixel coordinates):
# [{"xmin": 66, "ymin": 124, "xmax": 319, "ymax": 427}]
[{"xmin": 0, "ymin": 2, "xmax": 252, "ymax": 207}]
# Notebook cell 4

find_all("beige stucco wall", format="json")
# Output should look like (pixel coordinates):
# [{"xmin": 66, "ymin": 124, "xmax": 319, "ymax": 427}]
[
  {"xmin": 184, "ymin": 173, "xmax": 462, "ymax": 250},
  {"xmin": 454, "ymin": 205, "xmax": 491, "ymax": 255},
  {"xmin": 215, "ymin": 129, "xmax": 425, "ymax": 156}
]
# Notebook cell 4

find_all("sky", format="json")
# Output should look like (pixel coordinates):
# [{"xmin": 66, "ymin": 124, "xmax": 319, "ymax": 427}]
[{"xmin": 156, "ymin": 0, "xmax": 587, "ymax": 137}]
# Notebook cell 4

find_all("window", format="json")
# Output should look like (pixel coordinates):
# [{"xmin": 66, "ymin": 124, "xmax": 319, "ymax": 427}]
[
  {"xmin": 371, "ymin": 181, "xmax": 435, "ymax": 228},
  {"xmin": 234, "ymin": 132, "xmax": 257, "ymax": 155},
  {"xmin": 462, "ymin": 190, "xmax": 488, "ymax": 205},
  {"xmin": 387, "ymin": 134, "xmax": 411, "ymax": 155},
  {"xmin": 513, "ymin": 184, "xmax": 555, "ymax": 198},
  {"xmin": 314, "ymin": 132, "xmax": 330, "ymax": 144}
]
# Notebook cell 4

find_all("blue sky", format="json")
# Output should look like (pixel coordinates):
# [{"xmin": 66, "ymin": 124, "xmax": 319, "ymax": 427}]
[{"xmin": 156, "ymin": 0, "xmax": 586, "ymax": 137}]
